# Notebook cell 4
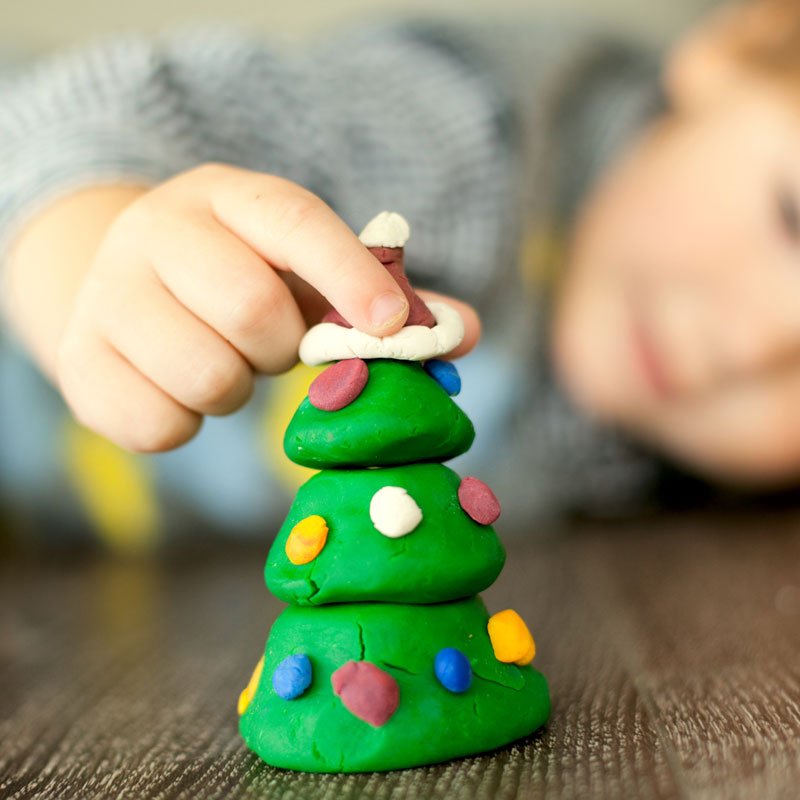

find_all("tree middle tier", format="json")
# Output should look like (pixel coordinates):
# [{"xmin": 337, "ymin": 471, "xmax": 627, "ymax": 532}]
[
  {"xmin": 266, "ymin": 463, "xmax": 505, "ymax": 605},
  {"xmin": 284, "ymin": 359, "xmax": 475, "ymax": 469}
]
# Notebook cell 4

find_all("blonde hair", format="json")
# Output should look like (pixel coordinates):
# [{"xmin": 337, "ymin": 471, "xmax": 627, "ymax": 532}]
[{"xmin": 729, "ymin": 0, "xmax": 800, "ymax": 82}]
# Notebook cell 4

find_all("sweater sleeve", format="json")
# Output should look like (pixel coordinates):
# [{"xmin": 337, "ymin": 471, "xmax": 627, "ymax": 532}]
[
  {"xmin": 0, "ymin": 33, "xmax": 213, "ymax": 258},
  {"xmin": 0, "ymin": 19, "xmax": 518, "ymax": 301}
]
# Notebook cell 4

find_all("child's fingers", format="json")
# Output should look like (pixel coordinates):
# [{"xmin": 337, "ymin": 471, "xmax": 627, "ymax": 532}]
[
  {"xmin": 57, "ymin": 330, "xmax": 202, "ymax": 453},
  {"xmin": 142, "ymin": 212, "xmax": 307, "ymax": 375},
  {"xmin": 95, "ymin": 269, "xmax": 255, "ymax": 416},
  {"xmin": 416, "ymin": 290, "xmax": 482, "ymax": 359},
  {"xmin": 206, "ymin": 167, "xmax": 410, "ymax": 336}
]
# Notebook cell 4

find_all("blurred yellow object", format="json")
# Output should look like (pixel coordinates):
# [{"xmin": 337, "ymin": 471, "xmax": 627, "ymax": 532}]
[
  {"xmin": 285, "ymin": 514, "xmax": 329, "ymax": 565},
  {"xmin": 63, "ymin": 420, "xmax": 159, "ymax": 553},
  {"xmin": 487, "ymin": 609, "xmax": 536, "ymax": 665},
  {"xmin": 238, "ymin": 655, "xmax": 265, "ymax": 716},
  {"xmin": 519, "ymin": 222, "xmax": 565, "ymax": 292},
  {"xmin": 260, "ymin": 362, "xmax": 325, "ymax": 492}
]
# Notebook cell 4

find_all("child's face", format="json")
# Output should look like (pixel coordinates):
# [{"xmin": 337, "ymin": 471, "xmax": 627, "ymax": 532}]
[{"xmin": 553, "ymin": 65, "xmax": 800, "ymax": 486}]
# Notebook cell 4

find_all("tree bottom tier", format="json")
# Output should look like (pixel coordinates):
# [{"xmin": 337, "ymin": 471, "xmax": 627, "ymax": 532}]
[{"xmin": 238, "ymin": 596, "xmax": 550, "ymax": 772}]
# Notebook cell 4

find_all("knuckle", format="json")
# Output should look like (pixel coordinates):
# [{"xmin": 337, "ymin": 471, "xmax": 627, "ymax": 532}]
[
  {"xmin": 55, "ymin": 330, "xmax": 203, "ymax": 452},
  {"xmin": 55, "ymin": 330, "xmax": 87, "ymax": 399},
  {"xmin": 66, "ymin": 402, "xmax": 100, "ymax": 440},
  {"xmin": 270, "ymin": 191, "xmax": 325, "ymax": 241},
  {"xmin": 226, "ymin": 281, "xmax": 282, "ymax": 338},
  {"xmin": 187, "ymin": 356, "xmax": 248, "ymax": 410},
  {"xmin": 268, "ymin": 346, "xmax": 301, "ymax": 376},
  {"xmin": 55, "ymin": 328, "xmax": 79, "ymax": 371},
  {"xmin": 108, "ymin": 190, "xmax": 160, "ymax": 238},
  {"xmin": 126, "ymin": 408, "xmax": 200, "ymax": 453},
  {"xmin": 188, "ymin": 162, "xmax": 233, "ymax": 183},
  {"xmin": 59, "ymin": 382, "xmax": 92, "ymax": 432},
  {"xmin": 124, "ymin": 163, "xmax": 235, "ymax": 225}
]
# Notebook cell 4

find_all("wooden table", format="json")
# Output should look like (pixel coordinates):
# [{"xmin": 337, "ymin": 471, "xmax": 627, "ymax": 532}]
[{"xmin": 3, "ymin": 510, "xmax": 800, "ymax": 799}]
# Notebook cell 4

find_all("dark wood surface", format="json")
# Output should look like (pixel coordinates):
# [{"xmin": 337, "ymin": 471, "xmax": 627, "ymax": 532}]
[{"xmin": 3, "ymin": 511, "xmax": 800, "ymax": 799}]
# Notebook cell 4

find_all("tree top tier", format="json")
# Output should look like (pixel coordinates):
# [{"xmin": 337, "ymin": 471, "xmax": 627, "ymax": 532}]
[{"xmin": 284, "ymin": 359, "xmax": 474, "ymax": 469}]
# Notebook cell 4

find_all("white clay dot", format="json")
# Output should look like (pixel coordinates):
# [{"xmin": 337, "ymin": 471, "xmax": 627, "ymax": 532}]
[{"xmin": 369, "ymin": 486, "xmax": 423, "ymax": 538}]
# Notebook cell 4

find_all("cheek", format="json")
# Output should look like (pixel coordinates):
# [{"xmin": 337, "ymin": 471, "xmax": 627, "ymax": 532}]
[
  {"xmin": 553, "ymin": 174, "xmax": 681, "ymax": 421},
  {"xmin": 609, "ymin": 174, "xmax": 720, "ymax": 287},
  {"xmin": 635, "ymin": 374, "xmax": 800, "ymax": 487},
  {"xmin": 552, "ymin": 235, "xmax": 642, "ymax": 423}
]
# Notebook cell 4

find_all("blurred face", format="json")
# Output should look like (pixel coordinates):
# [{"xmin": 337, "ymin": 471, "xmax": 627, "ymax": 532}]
[{"xmin": 553, "ymin": 78, "xmax": 800, "ymax": 486}]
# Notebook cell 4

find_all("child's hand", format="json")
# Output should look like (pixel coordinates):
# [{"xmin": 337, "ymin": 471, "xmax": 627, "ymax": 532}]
[{"xmin": 47, "ymin": 165, "xmax": 479, "ymax": 452}]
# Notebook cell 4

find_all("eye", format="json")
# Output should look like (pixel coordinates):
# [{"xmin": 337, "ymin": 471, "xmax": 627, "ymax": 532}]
[{"xmin": 776, "ymin": 183, "xmax": 800, "ymax": 243}]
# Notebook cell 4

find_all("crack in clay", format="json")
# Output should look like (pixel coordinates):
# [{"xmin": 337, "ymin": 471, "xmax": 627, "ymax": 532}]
[
  {"xmin": 356, "ymin": 622, "xmax": 366, "ymax": 661},
  {"xmin": 387, "ymin": 541, "xmax": 408, "ymax": 560},
  {"xmin": 472, "ymin": 670, "xmax": 523, "ymax": 691},
  {"xmin": 305, "ymin": 576, "xmax": 321, "ymax": 604},
  {"xmin": 310, "ymin": 740, "xmax": 323, "ymax": 763},
  {"xmin": 305, "ymin": 554, "xmax": 323, "ymax": 604},
  {"xmin": 378, "ymin": 661, "xmax": 419, "ymax": 676}
]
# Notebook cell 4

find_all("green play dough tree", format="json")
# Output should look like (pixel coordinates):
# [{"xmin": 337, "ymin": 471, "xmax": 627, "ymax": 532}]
[{"xmin": 239, "ymin": 357, "xmax": 550, "ymax": 773}]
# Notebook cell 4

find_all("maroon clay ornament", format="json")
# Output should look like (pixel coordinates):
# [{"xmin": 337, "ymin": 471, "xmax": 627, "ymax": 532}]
[
  {"xmin": 331, "ymin": 660, "xmax": 400, "ymax": 727},
  {"xmin": 308, "ymin": 359, "xmax": 369, "ymax": 411},
  {"xmin": 457, "ymin": 476, "xmax": 501, "ymax": 526}
]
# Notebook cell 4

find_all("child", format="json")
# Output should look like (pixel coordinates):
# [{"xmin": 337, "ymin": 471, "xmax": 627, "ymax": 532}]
[{"xmin": 1, "ymin": 1, "xmax": 797, "ymax": 547}]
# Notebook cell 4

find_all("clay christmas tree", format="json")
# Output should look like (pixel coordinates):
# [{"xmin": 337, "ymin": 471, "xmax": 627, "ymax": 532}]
[{"xmin": 237, "ymin": 212, "xmax": 550, "ymax": 772}]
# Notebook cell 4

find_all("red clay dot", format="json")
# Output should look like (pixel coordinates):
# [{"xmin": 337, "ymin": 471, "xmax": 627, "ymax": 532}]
[
  {"xmin": 308, "ymin": 359, "xmax": 369, "ymax": 411},
  {"xmin": 331, "ymin": 661, "xmax": 399, "ymax": 727},
  {"xmin": 458, "ymin": 476, "xmax": 501, "ymax": 525}
]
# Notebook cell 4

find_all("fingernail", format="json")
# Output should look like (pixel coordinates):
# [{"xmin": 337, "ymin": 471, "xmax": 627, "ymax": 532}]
[{"xmin": 369, "ymin": 292, "xmax": 408, "ymax": 331}]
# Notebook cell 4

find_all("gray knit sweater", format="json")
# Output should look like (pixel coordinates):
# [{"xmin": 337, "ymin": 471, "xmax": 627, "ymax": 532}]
[{"xmin": 0, "ymin": 14, "xmax": 669, "ymax": 543}]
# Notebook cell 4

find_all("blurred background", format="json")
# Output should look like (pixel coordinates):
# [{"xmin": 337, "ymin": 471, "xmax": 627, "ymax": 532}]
[
  {"xmin": 2, "ymin": 0, "xmax": 721, "ymax": 54},
  {"xmin": 0, "ymin": 0, "xmax": 728, "ymax": 556}
]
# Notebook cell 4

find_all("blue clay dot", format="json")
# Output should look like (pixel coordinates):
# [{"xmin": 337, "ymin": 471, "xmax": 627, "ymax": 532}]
[
  {"xmin": 272, "ymin": 654, "xmax": 313, "ymax": 700},
  {"xmin": 424, "ymin": 359, "xmax": 461, "ymax": 396},
  {"xmin": 434, "ymin": 647, "xmax": 472, "ymax": 693}
]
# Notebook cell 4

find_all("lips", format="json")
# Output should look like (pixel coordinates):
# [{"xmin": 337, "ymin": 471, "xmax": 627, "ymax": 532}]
[{"xmin": 632, "ymin": 313, "xmax": 675, "ymax": 400}]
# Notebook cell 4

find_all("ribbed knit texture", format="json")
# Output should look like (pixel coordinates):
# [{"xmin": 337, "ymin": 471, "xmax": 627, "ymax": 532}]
[{"xmin": 0, "ymin": 19, "xmax": 517, "ymax": 302}]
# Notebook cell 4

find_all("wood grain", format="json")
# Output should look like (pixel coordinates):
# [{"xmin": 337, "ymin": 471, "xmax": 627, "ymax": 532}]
[{"xmin": 3, "ymin": 511, "xmax": 800, "ymax": 799}]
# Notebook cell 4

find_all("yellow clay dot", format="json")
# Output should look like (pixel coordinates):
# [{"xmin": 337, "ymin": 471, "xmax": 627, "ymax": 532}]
[
  {"xmin": 237, "ymin": 655, "xmax": 264, "ymax": 716},
  {"xmin": 237, "ymin": 688, "xmax": 248, "ymax": 716},
  {"xmin": 514, "ymin": 639, "xmax": 536, "ymax": 666},
  {"xmin": 487, "ymin": 609, "xmax": 536, "ymax": 665},
  {"xmin": 285, "ymin": 515, "xmax": 329, "ymax": 565}
]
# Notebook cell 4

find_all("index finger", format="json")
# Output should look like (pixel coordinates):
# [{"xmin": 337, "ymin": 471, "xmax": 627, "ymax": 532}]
[{"xmin": 205, "ymin": 167, "xmax": 410, "ymax": 336}]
